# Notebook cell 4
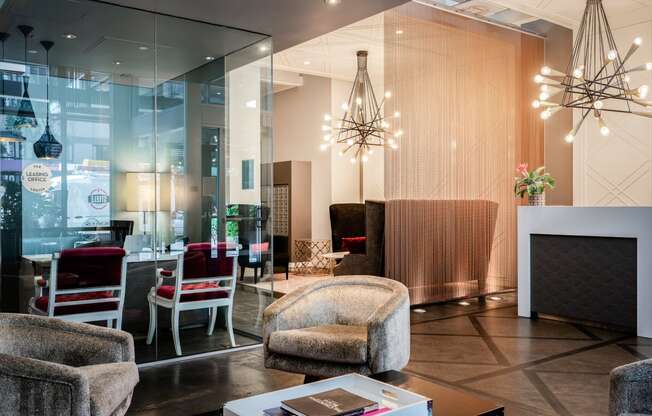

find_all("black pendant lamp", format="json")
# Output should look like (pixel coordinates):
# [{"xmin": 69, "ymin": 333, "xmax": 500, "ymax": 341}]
[
  {"xmin": 14, "ymin": 25, "xmax": 37, "ymax": 129},
  {"xmin": 0, "ymin": 31, "xmax": 26, "ymax": 143},
  {"xmin": 33, "ymin": 40, "xmax": 61, "ymax": 159}
]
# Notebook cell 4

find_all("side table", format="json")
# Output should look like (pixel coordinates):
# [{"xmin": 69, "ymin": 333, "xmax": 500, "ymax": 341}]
[{"xmin": 294, "ymin": 239, "xmax": 331, "ymax": 275}]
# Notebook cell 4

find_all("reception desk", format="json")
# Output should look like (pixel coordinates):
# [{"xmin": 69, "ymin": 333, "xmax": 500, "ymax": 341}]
[{"xmin": 518, "ymin": 206, "xmax": 652, "ymax": 338}]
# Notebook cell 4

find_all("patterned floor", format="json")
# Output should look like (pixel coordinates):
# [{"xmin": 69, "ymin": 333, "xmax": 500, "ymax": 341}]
[{"xmin": 129, "ymin": 293, "xmax": 651, "ymax": 416}]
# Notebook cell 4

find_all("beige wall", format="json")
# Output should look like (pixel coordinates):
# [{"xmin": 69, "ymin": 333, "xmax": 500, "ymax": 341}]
[
  {"xmin": 574, "ymin": 20, "xmax": 652, "ymax": 206},
  {"xmin": 274, "ymin": 75, "xmax": 333, "ymax": 240}
]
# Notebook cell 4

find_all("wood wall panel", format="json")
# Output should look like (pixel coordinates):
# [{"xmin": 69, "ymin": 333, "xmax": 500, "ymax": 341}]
[{"xmin": 383, "ymin": 3, "xmax": 544, "ymax": 303}]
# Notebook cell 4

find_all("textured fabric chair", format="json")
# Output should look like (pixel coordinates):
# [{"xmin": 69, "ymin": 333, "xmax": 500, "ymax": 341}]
[
  {"xmin": 0, "ymin": 313, "xmax": 138, "ymax": 416},
  {"xmin": 263, "ymin": 275, "xmax": 410, "ymax": 378},
  {"xmin": 29, "ymin": 247, "xmax": 128, "ymax": 329},
  {"xmin": 329, "ymin": 203, "xmax": 366, "ymax": 252},
  {"xmin": 147, "ymin": 242, "xmax": 237, "ymax": 356},
  {"xmin": 610, "ymin": 359, "xmax": 652, "ymax": 416},
  {"xmin": 334, "ymin": 201, "xmax": 385, "ymax": 277}
]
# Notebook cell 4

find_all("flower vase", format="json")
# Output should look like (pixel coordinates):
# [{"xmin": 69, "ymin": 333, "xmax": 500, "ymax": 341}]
[{"xmin": 528, "ymin": 193, "xmax": 545, "ymax": 206}]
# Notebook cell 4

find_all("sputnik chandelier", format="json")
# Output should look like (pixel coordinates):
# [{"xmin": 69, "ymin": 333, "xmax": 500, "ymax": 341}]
[
  {"xmin": 320, "ymin": 50, "xmax": 402, "ymax": 163},
  {"xmin": 532, "ymin": 0, "xmax": 652, "ymax": 143}
]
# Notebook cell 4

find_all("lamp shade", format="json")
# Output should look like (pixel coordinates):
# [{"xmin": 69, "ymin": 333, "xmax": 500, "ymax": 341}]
[{"xmin": 125, "ymin": 172, "xmax": 170, "ymax": 212}]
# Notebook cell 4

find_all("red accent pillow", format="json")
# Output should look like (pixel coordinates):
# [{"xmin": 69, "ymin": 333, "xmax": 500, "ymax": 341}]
[
  {"xmin": 341, "ymin": 237, "xmax": 366, "ymax": 254},
  {"xmin": 250, "ymin": 242, "xmax": 269, "ymax": 253},
  {"xmin": 157, "ymin": 283, "xmax": 229, "ymax": 302}
]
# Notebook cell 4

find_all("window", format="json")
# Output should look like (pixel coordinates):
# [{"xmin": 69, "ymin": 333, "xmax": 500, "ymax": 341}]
[{"xmin": 241, "ymin": 159, "xmax": 254, "ymax": 190}]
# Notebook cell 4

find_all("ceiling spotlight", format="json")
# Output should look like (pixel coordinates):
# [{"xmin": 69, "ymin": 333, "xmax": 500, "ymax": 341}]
[
  {"xmin": 259, "ymin": 45, "xmax": 269, "ymax": 52},
  {"xmin": 458, "ymin": 301, "xmax": 471, "ymax": 306},
  {"xmin": 61, "ymin": 33, "xmax": 77, "ymax": 40},
  {"xmin": 205, "ymin": 56, "xmax": 215, "ymax": 61},
  {"xmin": 27, "ymin": 49, "xmax": 38, "ymax": 54},
  {"xmin": 303, "ymin": 60, "xmax": 311, "ymax": 65},
  {"xmin": 324, "ymin": 0, "xmax": 342, "ymax": 5},
  {"xmin": 114, "ymin": 61, "xmax": 122, "ymax": 65},
  {"xmin": 488, "ymin": 296, "xmax": 502, "ymax": 301},
  {"xmin": 138, "ymin": 45, "xmax": 149, "ymax": 51},
  {"xmin": 395, "ymin": 29, "xmax": 404, "ymax": 35}
]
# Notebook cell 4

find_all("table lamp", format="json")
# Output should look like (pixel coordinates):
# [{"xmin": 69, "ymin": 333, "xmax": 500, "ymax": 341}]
[{"xmin": 125, "ymin": 172, "xmax": 170, "ymax": 234}]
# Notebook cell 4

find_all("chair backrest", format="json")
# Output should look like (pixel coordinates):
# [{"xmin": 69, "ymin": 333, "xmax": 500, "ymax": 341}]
[
  {"xmin": 329, "ymin": 203, "xmax": 365, "ymax": 252},
  {"xmin": 173, "ymin": 242, "xmax": 237, "ymax": 303},
  {"xmin": 48, "ymin": 247, "xmax": 127, "ymax": 317}
]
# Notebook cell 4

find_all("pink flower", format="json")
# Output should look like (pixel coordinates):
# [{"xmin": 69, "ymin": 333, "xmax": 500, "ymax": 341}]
[{"xmin": 517, "ymin": 163, "xmax": 528, "ymax": 175}]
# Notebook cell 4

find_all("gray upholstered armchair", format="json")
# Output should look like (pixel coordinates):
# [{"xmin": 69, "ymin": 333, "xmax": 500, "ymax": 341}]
[
  {"xmin": 263, "ymin": 276, "xmax": 410, "ymax": 378},
  {"xmin": 0, "ymin": 313, "xmax": 139, "ymax": 416},
  {"xmin": 610, "ymin": 359, "xmax": 652, "ymax": 416}
]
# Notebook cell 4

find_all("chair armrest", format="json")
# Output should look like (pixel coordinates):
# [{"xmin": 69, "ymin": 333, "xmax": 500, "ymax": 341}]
[
  {"xmin": 156, "ymin": 268, "xmax": 176, "ymax": 287},
  {"xmin": 0, "ymin": 353, "xmax": 90, "ymax": 416},
  {"xmin": 262, "ymin": 282, "xmax": 338, "ymax": 346},
  {"xmin": 610, "ymin": 359, "xmax": 652, "ymax": 416},
  {"xmin": 366, "ymin": 285, "xmax": 411, "ymax": 373},
  {"xmin": 0, "ymin": 313, "xmax": 135, "ymax": 367}
]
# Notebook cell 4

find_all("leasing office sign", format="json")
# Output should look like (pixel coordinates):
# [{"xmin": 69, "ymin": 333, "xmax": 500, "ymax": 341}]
[{"xmin": 21, "ymin": 163, "xmax": 52, "ymax": 193}]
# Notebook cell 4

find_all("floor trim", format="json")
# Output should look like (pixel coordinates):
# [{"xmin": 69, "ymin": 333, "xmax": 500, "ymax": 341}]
[{"xmin": 137, "ymin": 343, "xmax": 263, "ymax": 369}]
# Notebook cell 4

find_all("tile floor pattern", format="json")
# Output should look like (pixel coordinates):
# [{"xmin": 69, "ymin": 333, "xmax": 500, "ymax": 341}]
[{"xmin": 128, "ymin": 294, "xmax": 650, "ymax": 416}]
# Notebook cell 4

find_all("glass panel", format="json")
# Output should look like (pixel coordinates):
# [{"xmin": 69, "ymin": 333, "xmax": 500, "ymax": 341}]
[
  {"xmin": 0, "ymin": 0, "xmax": 271, "ymax": 364},
  {"xmin": 152, "ymin": 15, "xmax": 272, "ymax": 360}
]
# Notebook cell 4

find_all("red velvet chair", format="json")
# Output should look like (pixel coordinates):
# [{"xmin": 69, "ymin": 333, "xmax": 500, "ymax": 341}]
[
  {"xmin": 146, "ymin": 242, "xmax": 237, "ymax": 356},
  {"xmin": 28, "ymin": 247, "xmax": 128, "ymax": 329}
]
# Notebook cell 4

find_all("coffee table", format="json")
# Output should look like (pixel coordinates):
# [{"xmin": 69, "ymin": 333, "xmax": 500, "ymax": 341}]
[{"xmin": 210, "ymin": 370, "xmax": 503, "ymax": 416}]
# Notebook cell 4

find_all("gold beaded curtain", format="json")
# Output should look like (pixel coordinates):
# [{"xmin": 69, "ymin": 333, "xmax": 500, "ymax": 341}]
[{"xmin": 383, "ymin": 3, "xmax": 544, "ymax": 304}]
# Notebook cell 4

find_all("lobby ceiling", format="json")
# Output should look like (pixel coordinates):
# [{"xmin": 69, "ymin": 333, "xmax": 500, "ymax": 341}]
[{"xmin": 103, "ymin": 0, "xmax": 411, "ymax": 52}]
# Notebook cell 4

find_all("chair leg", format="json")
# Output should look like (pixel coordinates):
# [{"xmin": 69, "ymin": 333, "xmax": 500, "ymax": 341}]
[
  {"xmin": 285, "ymin": 265, "xmax": 289, "ymax": 280},
  {"xmin": 146, "ymin": 300, "xmax": 156, "ymax": 345},
  {"xmin": 227, "ymin": 304, "xmax": 236, "ymax": 347},
  {"xmin": 207, "ymin": 306, "xmax": 217, "ymax": 336},
  {"xmin": 172, "ymin": 309, "xmax": 182, "ymax": 356},
  {"xmin": 240, "ymin": 266, "xmax": 245, "ymax": 281},
  {"xmin": 106, "ymin": 319, "xmax": 113, "ymax": 328},
  {"xmin": 254, "ymin": 267, "xmax": 258, "ymax": 284}
]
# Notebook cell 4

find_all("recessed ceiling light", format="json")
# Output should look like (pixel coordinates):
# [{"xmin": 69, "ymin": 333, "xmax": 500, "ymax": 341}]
[
  {"xmin": 27, "ymin": 49, "xmax": 38, "ymax": 54},
  {"xmin": 138, "ymin": 45, "xmax": 149, "ymax": 51},
  {"xmin": 114, "ymin": 60, "xmax": 122, "ymax": 65},
  {"xmin": 324, "ymin": 0, "xmax": 341, "ymax": 5},
  {"xmin": 458, "ymin": 301, "xmax": 471, "ymax": 306},
  {"xmin": 303, "ymin": 60, "xmax": 311, "ymax": 65},
  {"xmin": 396, "ymin": 29, "xmax": 404, "ymax": 35},
  {"xmin": 488, "ymin": 296, "xmax": 503, "ymax": 301},
  {"xmin": 259, "ymin": 45, "xmax": 269, "ymax": 52},
  {"xmin": 205, "ymin": 56, "xmax": 215, "ymax": 61},
  {"xmin": 412, "ymin": 308, "xmax": 426, "ymax": 314},
  {"xmin": 61, "ymin": 33, "xmax": 77, "ymax": 40}
]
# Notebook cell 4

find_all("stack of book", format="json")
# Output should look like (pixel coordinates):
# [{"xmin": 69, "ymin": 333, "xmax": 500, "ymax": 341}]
[{"xmin": 263, "ymin": 388, "xmax": 391, "ymax": 416}]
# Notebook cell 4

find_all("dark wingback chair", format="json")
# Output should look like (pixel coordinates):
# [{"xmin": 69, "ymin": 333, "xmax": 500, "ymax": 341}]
[
  {"xmin": 333, "ymin": 200, "xmax": 385, "ymax": 277},
  {"xmin": 329, "ymin": 203, "xmax": 366, "ymax": 252},
  {"xmin": 235, "ymin": 204, "xmax": 271, "ymax": 283},
  {"xmin": 110, "ymin": 220, "xmax": 134, "ymax": 246}
]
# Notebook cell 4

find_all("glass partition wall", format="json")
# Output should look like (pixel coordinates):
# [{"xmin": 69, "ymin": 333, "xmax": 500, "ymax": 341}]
[{"xmin": 0, "ymin": 0, "xmax": 273, "ymax": 363}]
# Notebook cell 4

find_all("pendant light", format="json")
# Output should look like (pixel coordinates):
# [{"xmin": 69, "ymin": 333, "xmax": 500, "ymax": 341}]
[
  {"xmin": 14, "ymin": 25, "xmax": 37, "ymax": 129},
  {"xmin": 33, "ymin": 40, "xmax": 61, "ymax": 160},
  {"xmin": 0, "ymin": 31, "xmax": 25, "ymax": 143}
]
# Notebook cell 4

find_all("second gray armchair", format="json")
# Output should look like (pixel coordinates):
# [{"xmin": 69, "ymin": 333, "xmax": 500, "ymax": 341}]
[
  {"xmin": 263, "ymin": 275, "xmax": 410, "ymax": 378},
  {"xmin": 610, "ymin": 359, "xmax": 652, "ymax": 416},
  {"xmin": 0, "ymin": 313, "xmax": 139, "ymax": 416}
]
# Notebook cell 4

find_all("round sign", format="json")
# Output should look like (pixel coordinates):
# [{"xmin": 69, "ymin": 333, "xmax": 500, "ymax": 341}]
[
  {"xmin": 21, "ymin": 163, "xmax": 52, "ymax": 193},
  {"xmin": 88, "ymin": 187, "xmax": 110, "ymax": 210}
]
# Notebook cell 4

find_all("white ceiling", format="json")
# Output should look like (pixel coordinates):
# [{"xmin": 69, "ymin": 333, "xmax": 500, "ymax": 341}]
[{"xmin": 274, "ymin": 13, "xmax": 384, "ymax": 83}]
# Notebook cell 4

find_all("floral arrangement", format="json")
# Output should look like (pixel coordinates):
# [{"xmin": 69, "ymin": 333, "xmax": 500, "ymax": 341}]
[{"xmin": 513, "ymin": 164, "xmax": 555, "ymax": 198}]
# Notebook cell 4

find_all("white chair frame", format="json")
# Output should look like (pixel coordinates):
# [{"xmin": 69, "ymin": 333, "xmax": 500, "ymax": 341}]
[
  {"xmin": 146, "ymin": 251, "xmax": 237, "ymax": 356},
  {"xmin": 29, "ymin": 253, "xmax": 128, "ymax": 329}
]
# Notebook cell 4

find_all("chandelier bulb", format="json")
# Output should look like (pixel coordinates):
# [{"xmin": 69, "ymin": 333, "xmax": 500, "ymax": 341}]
[
  {"xmin": 625, "ymin": 75, "xmax": 632, "ymax": 83},
  {"xmin": 394, "ymin": 129, "xmax": 404, "ymax": 137},
  {"xmin": 540, "ymin": 109, "xmax": 552, "ymax": 120},
  {"xmin": 324, "ymin": 114, "xmax": 332, "ymax": 121},
  {"xmin": 320, "ymin": 143, "xmax": 329, "ymax": 151},
  {"xmin": 534, "ymin": 74, "xmax": 545, "ymax": 84},
  {"xmin": 647, "ymin": 62, "xmax": 652, "ymax": 71},
  {"xmin": 598, "ymin": 117, "xmax": 610, "ymax": 136},
  {"xmin": 539, "ymin": 92, "xmax": 550, "ymax": 101},
  {"xmin": 361, "ymin": 155, "xmax": 369, "ymax": 163},
  {"xmin": 346, "ymin": 139, "xmax": 354, "ymax": 145},
  {"xmin": 368, "ymin": 149, "xmax": 374, "ymax": 155},
  {"xmin": 634, "ymin": 37, "xmax": 643, "ymax": 46},
  {"xmin": 385, "ymin": 91, "xmax": 392, "ymax": 99},
  {"xmin": 341, "ymin": 102, "xmax": 348, "ymax": 111},
  {"xmin": 540, "ymin": 84, "xmax": 549, "ymax": 92},
  {"xmin": 356, "ymin": 97, "xmax": 362, "ymax": 105},
  {"xmin": 323, "ymin": 134, "xmax": 331, "ymax": 141},
  {"xmin": 390, "ymin": 143, "xmax": 398, "ymax": 150},
  {"xmin": 573, "ymin": 68, "xmax": 583, "ymax": 79},
  {"xmin": 639, "ymin": 85, "xmax": 649, "ymax": 99},
  {"xmin": 350, "ymin": 157, "xmax": 357, "ymax": 164},
  {"xmin": 394, "ymin": 111, "xmax": 401, "ymax": 118},
  {"xmin": 532, "ymin": 100, "xmax": 541, "ymax": 109},
  {"xmin": 338, "ymin": 151, "xmax": 344, "ymax": 157},
  {"xmin": 564, "ymin": 133, "xmax": 575, "ymax": 144},
  {"xmin": 607, "ymin": 50, "xmax": 618, "ymax": 61},
  {"xmin": 388, "ymin": 138, "xmax": 395, "ymax": 145},
  {"xmin": 593, "ymin": 100, "xmax": 604, "ymax": 110},
  {"xmin": 540, "ymin": 66, "xmax": 551, "ymax": 76},
  {"xmin": 330, "ymin": 138, "xmax": 335, "ymax": 144},
  {"xmin": 321, "ymin": 125, "xmax": 331, "ymax": 131}
]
